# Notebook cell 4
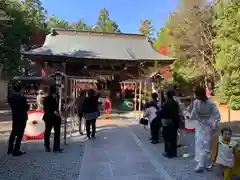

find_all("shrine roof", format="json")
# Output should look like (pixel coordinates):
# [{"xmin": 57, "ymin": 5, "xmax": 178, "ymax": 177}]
[{"xmin": 23, "ymin": 28, "xmax": 174, "ymax": 62}]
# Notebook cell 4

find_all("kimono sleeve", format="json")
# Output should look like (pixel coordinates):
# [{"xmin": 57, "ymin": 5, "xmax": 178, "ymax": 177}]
[
  {"xmin": 209, "ymin": 102, "xmax": 221, "ymax": 130},
  {"xmin": 189, "ymin": 99, "xmax": 199, "ymax": 120},
  {"xmin": 143, "ymin": 108, "xmax": 150, "ymax": 119}
]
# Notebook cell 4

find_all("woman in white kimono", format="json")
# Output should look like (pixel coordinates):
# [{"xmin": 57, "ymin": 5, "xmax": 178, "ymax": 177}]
[{"xmin": 190, "ymin": 86, "xmax": 220, "ymax": 172}]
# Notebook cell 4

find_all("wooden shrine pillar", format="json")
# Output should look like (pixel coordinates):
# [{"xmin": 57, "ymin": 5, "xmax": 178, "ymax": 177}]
[
  {"xmin": 138, "ymin": 80, "xmax": 142, "ymax": 111},
  {"xmin": 62, "ymin": 61, "xmax": 68, "ymax": 145},
  {"xmin": 44, "ymin": 61, "xmax": 48, "ymax": 76},
  {"xmin": 134, "ymin": 82, "xmax": 137, "ymax": 111},
  {"xmin": 144, "ymin": 80, "xmax": 147, "ymax": 102}
]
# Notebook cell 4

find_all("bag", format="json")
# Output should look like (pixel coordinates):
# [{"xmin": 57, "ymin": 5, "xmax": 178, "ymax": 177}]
[{"xmin": 140, "ymin": 118, "xmax": 148, "ymax": 126}]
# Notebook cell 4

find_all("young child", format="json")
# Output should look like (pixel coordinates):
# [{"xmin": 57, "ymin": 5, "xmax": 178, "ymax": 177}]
[
  {"xmin": 215, "ymin": 128, "xmax": 238, "ymax": 180},
  {"xmin": 104, "ymin": 96, "xmax": 111, "ymax": 119}
]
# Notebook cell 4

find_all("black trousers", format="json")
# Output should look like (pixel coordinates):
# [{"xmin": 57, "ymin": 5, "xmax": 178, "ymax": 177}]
[
  {"xmin": 44, "ymin": 119, "xmax": 61, "ymax": 150},
  {"xmin": 78, "ymin": 112, "xmax": 83, "ymax": 133},
  {"xmin": 163, "ymin": 126, "xmax": 178, "ymax": 157},
  {"xmin": 8, "ymin": 120, "xmax": 27, "ymax": 152},
  {"xmin": 86, "ymin": 119, "xmax": 96, "ymax": 138},
  {"xmin": 150, "ymin": 118, "xmax": 161, "ymax": 141}
]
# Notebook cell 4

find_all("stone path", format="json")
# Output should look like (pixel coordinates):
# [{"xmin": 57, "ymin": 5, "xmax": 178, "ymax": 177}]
[
  {"xmin": 79, "ymin": 125, "xmax": 169, "ymax": 180},
  {"xmin": 131, "ymin": 125, "xmax": 221, "ymax": 180},
  {"xmin": 0, "ymin": 137, "xmax": 85, "ymax": 180},
  {"xmin": 0, "ymin": 115, "xmax": 238, "ymax": 180}
]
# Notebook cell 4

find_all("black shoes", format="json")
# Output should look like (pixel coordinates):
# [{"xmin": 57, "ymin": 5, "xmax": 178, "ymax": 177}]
[
  {"xmin": 12, "ymin": 150, "xmax": 26, "ymax": 156},
  {"xmin": 151, "ymin": 140, "xmax": 159, "ymax": 144},
  {"xmin": 162, "ymin": 152, "xmax": 177, "ymax": 158},
  {"xmin": 53, "ymin": 148, "xmax": 63, "ymax": 153},
  {"xmin": 87, "ymin": 134, "xmax": 96, "ymax": 139},
  {"xmin": 45, "ymin": 147, "xmax": 63, "ymax": 153},
  {"xmin": 45, "ymin": 147, "xmax": 51, "ymax": 152}
]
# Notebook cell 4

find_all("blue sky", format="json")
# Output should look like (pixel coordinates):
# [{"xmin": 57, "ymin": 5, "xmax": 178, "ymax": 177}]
[{"xmin": 40, "ymin": 0, "xmax": 180, "ymax": 34}]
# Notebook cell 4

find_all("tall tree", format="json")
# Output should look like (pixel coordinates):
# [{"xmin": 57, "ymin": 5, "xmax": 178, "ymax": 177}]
[
  {"xmin": 71, "ymin": 19, "xmax": 90, "ymax": 31},
  {"xmin": 138, "ymin": 20, "xmax": 154, "ymax": 39},
  {"xmin": 22, "ymin": 0, "xmax": 47, "ymax": 28},
  {"xmin": 214, "ymin": 0, "xmax": 240, "ymax": 109},
  {"xmin": 95, "ymin": 8, "xmax": 120, "ymax": 33},
  {"xmin": 47, "ymin": 14, "xmax": 70, "ymax": 29},
  {"xmin": 163, "ymin": 0, "xmax": 215, "ymax": 83},
  {"xmin": 154, "ymin": 28, "xmax": 168, "ymax": 54},
  {"xmin": 0, "ymin": 0, "xmax": 47, "ymax": 77}
]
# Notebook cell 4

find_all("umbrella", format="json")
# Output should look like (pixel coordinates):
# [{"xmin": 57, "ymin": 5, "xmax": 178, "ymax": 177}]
[{"xmin": 24, "ymin": 111, "xmax": 45, "ymax": 140}]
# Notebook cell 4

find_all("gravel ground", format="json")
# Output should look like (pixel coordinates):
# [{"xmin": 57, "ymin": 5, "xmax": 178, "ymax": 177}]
[
  {"xmin": 0, "ymin": 137, "xmax": 85, "ymax": 180},
  {"xmin": 130, "ymin": 124, "xmax": 221, "ymax": 180}
]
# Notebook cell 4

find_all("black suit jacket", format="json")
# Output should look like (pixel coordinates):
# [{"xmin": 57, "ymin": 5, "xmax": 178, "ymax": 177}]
[
  {"xmin": 160, "ymin": 98, "xmax": 180, "ymax": 129},
  {"xmin": 8, "ymin": 93, "xmax": 29, "ymax": 122},
  {"xmin": 43, "ymin": 95, "xmax": 60, "ymax": 122}
]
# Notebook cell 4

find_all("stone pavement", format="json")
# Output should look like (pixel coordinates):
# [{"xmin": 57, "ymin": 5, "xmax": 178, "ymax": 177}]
[
  {"xmin": 130, "ymin": 125, "xmax": 221, "ymax": 180},
  {"xmin": 79, "ymin": 125, "xmax": 168, "ymax": 180},
  {"xmin": 0, "ymin": 114, "xmax": 237, "ymax": 180},
  {"xmin": 0, "ymin": 137, "xmax": 85, "ymax": 180}
]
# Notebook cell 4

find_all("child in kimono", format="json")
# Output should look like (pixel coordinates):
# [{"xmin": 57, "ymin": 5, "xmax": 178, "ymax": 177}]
[
  {"xmin": 104, "ymin": 96, "xmax": 111, "ymax": 119},
  {"xmin": 215, "ymin": 128, "xmax": 238, "ymax": 180}
]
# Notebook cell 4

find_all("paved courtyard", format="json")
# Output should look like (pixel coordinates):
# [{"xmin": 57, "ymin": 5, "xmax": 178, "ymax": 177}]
[{"xmin": 0, "ymin": 116, "xmax": 228, "ymax": 180}]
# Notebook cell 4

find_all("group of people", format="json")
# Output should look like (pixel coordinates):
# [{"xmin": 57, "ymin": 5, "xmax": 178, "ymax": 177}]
[
  {"xmin": 7, "ymin": 85, "xmax": 63, "ymax": 156},
  {"xmin": 7, "ymin": 83, "xmax": 101, "ymax": 156},
  {"xmin": 143, "ymin": 86, "xmax": 238, "ymax": 180},
  {"xmin": 143, "ymin": 89, "xmax": 180, "ymax": 158},
  {"xmin": 75, "ymin": 89, "xmax": 101, "ymax": 139}
]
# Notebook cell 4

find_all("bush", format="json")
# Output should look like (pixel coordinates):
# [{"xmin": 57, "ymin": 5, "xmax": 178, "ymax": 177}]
[{"xmin": 229, "ymin": 95, "xmax": 240, "ymax": 110}]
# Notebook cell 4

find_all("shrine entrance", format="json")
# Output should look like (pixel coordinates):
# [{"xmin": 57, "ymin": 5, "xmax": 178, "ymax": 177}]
[{"xmin": 23, "ymin": 29, "xmax": 175, "ymax": 144}]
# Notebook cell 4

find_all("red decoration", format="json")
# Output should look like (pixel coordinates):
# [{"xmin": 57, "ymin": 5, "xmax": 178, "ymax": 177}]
[
  {"xmin": 41, "ymin": 68, "xmax": 46, "ymax": 77},
  {"xmin": 159, "ymin": 66, "xmax": 171, "ymax": 79},
  {"xmin": 158, "ymin": 46, "xmax": 168, "ymax": 55}
]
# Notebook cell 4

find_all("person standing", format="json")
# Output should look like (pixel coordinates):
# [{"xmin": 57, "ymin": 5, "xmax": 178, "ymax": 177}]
[
  {"xmin": 75, "ymin": 90, "xmax": 86, "ymax": 135},
  {"xmin": 161, "ymin": 89, "xmax": 180, "ymax": 158},
  {"xmin": 8, "ymin": 85, "xmax": 29, "ymax": 156},
  {"xmin": 36, "ymin": 89, "xmax": 45, "ymax": 110},
  {"xmin": 43, "ymin": 86, "xmax": 63, "ymax": 152},
  {"xmin": 146, "ymin": 93, "xmax": 161, "ymax": 144},
  {"xmin": 189, "ymin": 86, "xmax": 220, "ymax": 172},
  {"xmin": 82, "ymin": 89, "xmax": 100, "ymax": 139}
]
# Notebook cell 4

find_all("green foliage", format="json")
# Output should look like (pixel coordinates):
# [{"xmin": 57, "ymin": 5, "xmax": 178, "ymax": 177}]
[
  {"xmin": 47, "ymin": 15, "xmax": 70, "ymax": 29},
  {"xmin": 138, "ymin": 20, "xmax": 154, "ymax": 40},
  {"xmin": 46, "ymin": 8, "xmax": 120, "ymax": 33},
  {"xmin": 155, "ymin": 0, "xmax": 216, "ymax": 86},
  {"xmin": 71, "ymin": 19, "xmax": 90, "ymax": 31},
  {"xmin": 154, "ymin": 28, "xmax": 168, "ymax": 51},
  {"xmin": 95, "ymin": 8, "xmax": 121, "ymax": 33},
  {"xmin": 0, "ymin": 0, "xmax": 47, "ymax": 77},
  {"xmin": 214, "ymin": 0, "xmax": 240, "ymax": 109}
]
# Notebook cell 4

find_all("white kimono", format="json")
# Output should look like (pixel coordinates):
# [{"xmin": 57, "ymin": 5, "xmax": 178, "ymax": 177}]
[{"xmin": 190, "ymin": 99, "xmax": 220, "ymax": 166}]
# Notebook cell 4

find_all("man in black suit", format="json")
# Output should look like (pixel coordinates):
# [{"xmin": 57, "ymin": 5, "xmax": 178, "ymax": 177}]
[
  {"xmin": 43, "ymin": 86, "xmax": 63, "ymax": 153},
  {"xmin": 8, "ymin": 85, "xmax": 29, "ymax": 156}
]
